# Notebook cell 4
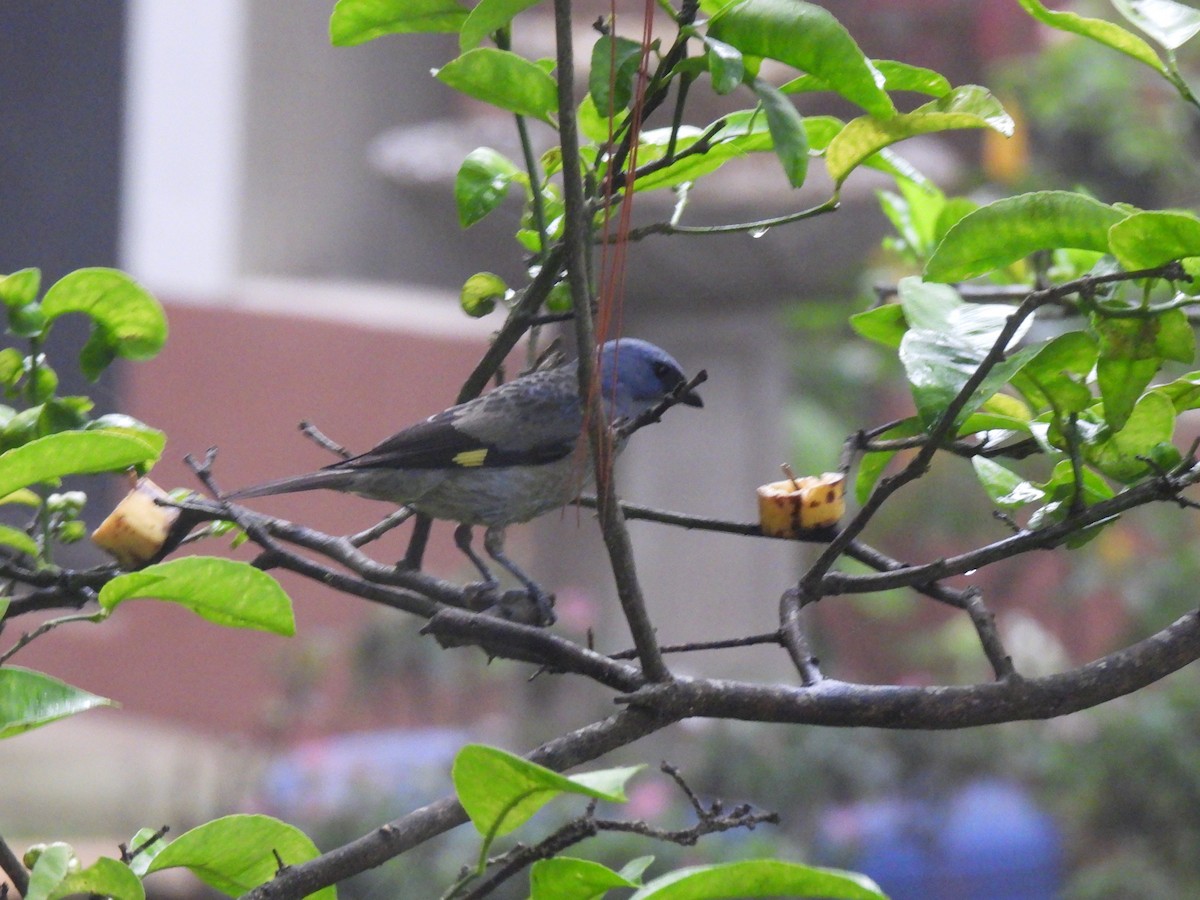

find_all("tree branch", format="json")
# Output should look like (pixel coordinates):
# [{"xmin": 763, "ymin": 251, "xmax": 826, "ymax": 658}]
[
  {"xmin": 242, "ymin": 706, "xmax": 678, "ymax": 900},
  {"xmin": 822, "ymin": 460, "xmax": 1200, "ymax": 595},
  {"xmin": 421, "ymin": 606, "xmax": 645, "ymax": 692},
  {"xmin": 623, "ymin": 607, "xmax": 1200, "ymax": 726},
  {"xmin": 555, "ymin": 0, "xmax": 669, "ymax": 683},
  {"xmin": 0, "ymin": 834, "xmax": 29, "ymax": 898}
]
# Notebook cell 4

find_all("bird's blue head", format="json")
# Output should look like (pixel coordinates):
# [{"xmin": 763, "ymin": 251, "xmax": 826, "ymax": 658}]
[{"xmin": 598, "ymin": 338, "xmax": 703, "ymax": 422}]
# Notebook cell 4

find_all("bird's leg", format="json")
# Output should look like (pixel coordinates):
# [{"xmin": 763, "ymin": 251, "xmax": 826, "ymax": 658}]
[
  {"xmin": 454, "ymin": 523, "xmax": 497, "ymax": 585},
  {"xmin": 484, "ymin": 525, "xmax": 556, "ymax": 626}
]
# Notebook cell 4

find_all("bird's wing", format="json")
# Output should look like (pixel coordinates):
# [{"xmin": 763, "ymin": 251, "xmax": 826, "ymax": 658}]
[{"xmin": 333, "ymin": 366, "xmax": 584, "ymax": 472}]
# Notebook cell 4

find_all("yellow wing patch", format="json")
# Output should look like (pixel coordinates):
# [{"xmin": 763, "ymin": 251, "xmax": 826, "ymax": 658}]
[{"xmin": 452, "ymin": 448, "xmax": 489, "ymax": 467}]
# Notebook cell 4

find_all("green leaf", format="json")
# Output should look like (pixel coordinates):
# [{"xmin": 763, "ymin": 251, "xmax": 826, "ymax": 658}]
[
  {"xmin": 49, "ymin": 857, "xmax": 145, "ymax": 900},
  {"xmin": 460, "ymin": 0, "xmax": 542, "ymax": 51},
  {"xmin": 0, "ymin": 348, "xmax": 23, "ymax": 388},
  {"xmin": 146, "ymin": 814, "xmax": 333, "ymax": 899},
  {"xmin": 1112, "ymin": 0, "xmax": 1200, "ymax": 50},
  {"xmin": 972, "ymin": 390, "xmax": 1033, "ymax": 424},
  {"xmin": 1154, "ymin": 307, "xmax": 1196, "ymax": 363},
  {"xmin": 530, "ymin": 857, "xmax": 639, "ymax": 900},
  {"xmin": 8, "ymin": 302, "xmax": 47, "ymax": 339},
  {"xmin": 37, "ymin": 398, "xmax": 93, "ymax": 441},
  {"xmin": 453, "ymin": 744, "xmax": 640, "ymax": 840},
  {"xmin": 801, "ymin": 114, "xmax": 845, "ymax": 152},
  {"xmin": 590, "ymin": 35, "xmax": 644, "ymax": 113},
  {"xmin": 41, "ymin": 268, "xmax": 167, "ymax": 380},
  {"xmin": 926, "ymin": 191, "xmax": 1128, "ymax": 283},
  {"xmin": 1107, "ymin": 210, "xmax": 1200, "ymax": 270},
  {"xmin": 898, "ymin": 276, "xmax": 1032, "ymax": 353},
  {"xmin": 872, "ymin": 59, "xmax": 953, "ymax": 97},
  {"xmin": 628, "ymin": 859, "xmax": 886, "ymax": 900},
  {"xmin": 1028, "ymin": 457, "xmax": 1118, "ymax": 540},
  {"xmin": 972, "ymin": 456, "xmax": 1045, "ymax": 508},
  {"xmin": 577, "ymin": 93, "xmax": 610, "ymax": 143},
  {"xmin": 99, "ymin": 558, "xmax": 295, "ymax": 636},
  {"xmin": 0, "ymin": 524, "xmax": 38, "ymax": 558},
  {"xmin": 0, "ymin": 407, "xmax": 42, "ymax": 452},
  {"xmin": 0, "ymin": 431, "xmax": 159, "ymax": 498},
  {"xmin": 1153, "ymin": 370, "xmax": 1200, "ymax": 411},
  {"xmin": 455, "ymin": 148, "xmax": 523, "ymax": 228},
  {"xmin": 1097, "ymin": 355, "xmax": 1160, "ymax": 431},
  {"xmin": 900, "ymin": 328, "xmax": 1039, "ymax": 428},
  {"xmin": 708, "ymin": 0, "xmax": 894, "ymax": 119},
  {"xmin": 0, "ymin": 268, "xmax": 40, "ymax": 308},
  {"xmin": 897, "ymin": 282, "xmax": 1046, "ymax": 429},
  {"xmin": 629, "ymin": 120, "xmax": 764, "ymax": 192},
  {"xmin": 827, "ymin": 85, "xmax": 1012, "ymax": 186},
  {"xmin": 0, "ymin": 487, "xmax": 40, "ymax": 506},
  {"xmin": 935, "ymin": 196, "xmax": 979, "ymax": 244},
  {"xmin": 1091, "ymin": 312, "xmax": 1181, "ymax": 428},
  {"xmin": 330, "ymin": 0, "xmax": 468, "ymax": 45},
  {"xmin": 1015, "ymin": 0, "xmax": 1166, "ymax": 73},
  {"xmin": 855, "ymin": 417, "xmax": 922, "ymax": 504},
  {"xmin": 620, "ymin": 857, "xmax": 656, "ymax": 884},
  {"xmin": 895, "ymin": 277, "xmax": 963, "ymax": 331},
  {"xmin": 629, "ymin": 110, "xmax": 839, "ymax": 193},
  {"xmin": 435, "ymin": 48, "xmax": 558, "ymax": 123},
  {"xmin": 545, "ymin": 282, "xmax": 573, "ymax": 312},
  {"xmin": 86, "ymin": 414, "xmax": 168, "ymax": 459},
  {"xmin": 0, "ymin": 667, "xmax": 114, "ymax": 739},
  {"xmin": 849, "ymin": 303, "xmax": 907, "ymax": 349},
  {"xmin": 783, "ymin": 59, "xmax": 951, "ymax": 98},
  {"xmin": 27, "ymin": 364, "xmax": 57, "ymax": 404},
  {"xmin": 703, "ymin": 36, "xmax": 745, "ymax": 95},
  {"xmin": 1083, "ymin": 390, "xmax": 1176, "ymax": 482},
  {"xmin": 1010, "ymin": 331, "xmax": 1098, "ymax": 413},
  {"xmin": 750, "ymin": 78, "xmax": 808, "ymax": 187},
  {"xmin": 877, "ymin": 180, "xmax": 944, "ymax": 262},
  {"xmin": 1041, "ymin": 458, "xmax": 1117, "ymax": 506},
  {"xmin": 460, "ymin": 272, "xmax": 507, "ymax": 318},
  {"xmin": 25, "ymin": 843, "xmax": 76, "ymax": 900}
]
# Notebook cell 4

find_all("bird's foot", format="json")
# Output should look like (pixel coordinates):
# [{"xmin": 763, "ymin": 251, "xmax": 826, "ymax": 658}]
[
  {"xmin": 463, "ymin": 580, "xmax": 501, "ymax": 612},
  {"xmin": 464, "ymin": 582, "xmax": 556, "ymax": 627},
  {"xmin": 524, "ymin": 587, "xmax": 556, "ymax": 627}
]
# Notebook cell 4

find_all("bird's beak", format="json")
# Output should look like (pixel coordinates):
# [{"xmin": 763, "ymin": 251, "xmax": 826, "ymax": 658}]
[{"xmin": 680, "ymin": 388, "xmax": 704, "ymax": 408}]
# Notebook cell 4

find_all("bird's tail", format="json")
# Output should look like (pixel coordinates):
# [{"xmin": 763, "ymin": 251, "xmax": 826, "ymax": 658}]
[{"xmin": 226, "ymin": 468, "xmax": 355, "ymax": 501}]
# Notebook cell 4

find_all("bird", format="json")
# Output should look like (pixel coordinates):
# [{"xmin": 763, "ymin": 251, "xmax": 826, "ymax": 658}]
[{"xmin": 228, "ymin": 338, "xmax": 703, "ymax": 624}]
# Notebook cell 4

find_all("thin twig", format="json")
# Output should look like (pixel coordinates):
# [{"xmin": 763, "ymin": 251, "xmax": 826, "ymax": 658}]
[
  {"xmin": 825, "ymin": 459, "xmax": 1200, "ymax": 595},
  {"xmin": 624, "ymin": 196, "xmax": 840, "ymax": 241},
  {"xmin": 349, "ymin": 507, "xmax": 415, "ymax": 547},
  {"xmin": 608, "ymin": 631, "xmax": 782, "ymax": 660},
  {"xmin": 120, "ymin": 825, "xmax": 170, "ymax": 864},
  {"xmin": 779, "ymin": 589, "xmax": 823, "ymax": 686},
  {"xmin": 0, "ymin": 607, "xmax": 100, "ymax": 665},
  {"xmin": 0, "ymin": 834, "xmax": 29, "ymax": 898},
  {"xmin": 614, "ymin": 369, "xmax": 708, "ymax": 439},
  {"xmin": 298, "ymin": 421, "xmax": 352, "ymax": 459}
]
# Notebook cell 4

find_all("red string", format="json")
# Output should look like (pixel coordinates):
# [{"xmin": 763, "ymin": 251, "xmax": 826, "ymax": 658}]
[{"xmin": 588, "ymin": 0, "xmax": 657, "ymax": 484}]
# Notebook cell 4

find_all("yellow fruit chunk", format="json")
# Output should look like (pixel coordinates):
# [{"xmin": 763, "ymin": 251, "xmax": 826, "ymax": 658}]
[
  {"xmin": 92, "ymin": 478, "xmax": 179, "ymax": 568},
  {"xmin": 757, "ymin": 470, "xmax": 845, "ymax": 537}
]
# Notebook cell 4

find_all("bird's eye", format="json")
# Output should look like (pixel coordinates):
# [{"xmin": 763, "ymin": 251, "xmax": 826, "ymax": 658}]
[{"xmin": 652, "ymin": 361, "xmax": 672, "ymax": 379}]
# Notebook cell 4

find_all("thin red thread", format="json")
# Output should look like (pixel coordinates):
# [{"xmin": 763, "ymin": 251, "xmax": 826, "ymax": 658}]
[{"xmin": 588, "ymin": 0, "xmax": 657, "ymax": 488}]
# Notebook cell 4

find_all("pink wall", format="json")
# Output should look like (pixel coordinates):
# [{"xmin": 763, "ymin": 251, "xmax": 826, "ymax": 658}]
[{"xmin": 18, "ymin": 297, "xmax": 513, "ymax": 740}]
